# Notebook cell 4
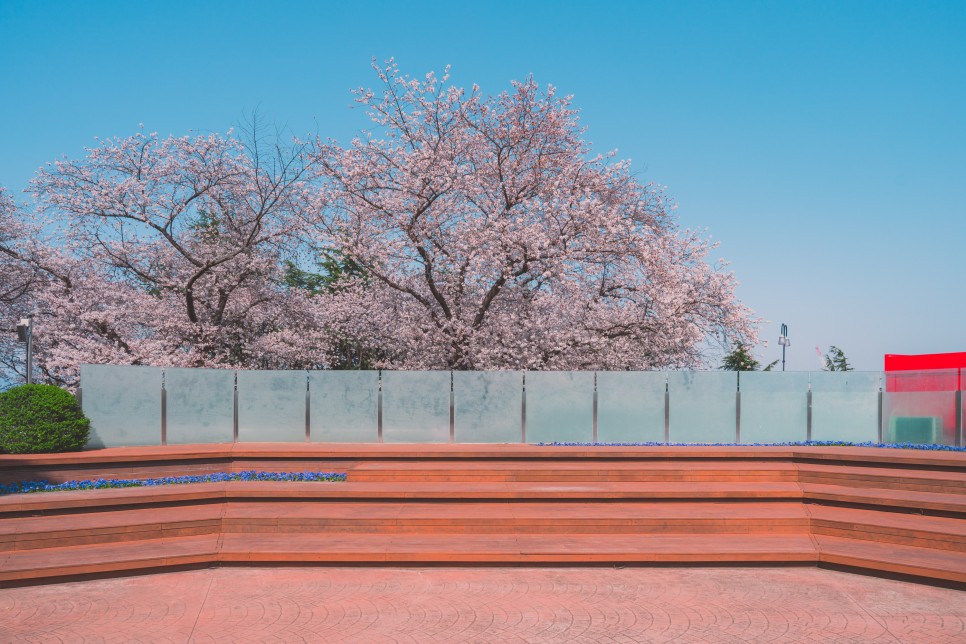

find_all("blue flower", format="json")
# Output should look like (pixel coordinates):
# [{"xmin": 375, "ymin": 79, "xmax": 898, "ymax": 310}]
[
  {"xmin": 0, "ymin": 471, "xmax": 347, "ymax": 496},
  {"xmin": 535, "ymin": 440, "xmax": 966, "ymax": 451}
]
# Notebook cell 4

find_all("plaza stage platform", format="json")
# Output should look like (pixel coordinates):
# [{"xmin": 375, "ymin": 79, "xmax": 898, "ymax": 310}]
[{"xmin": 0, "ymin": 444, "xmax": 963, "ymax": 587}]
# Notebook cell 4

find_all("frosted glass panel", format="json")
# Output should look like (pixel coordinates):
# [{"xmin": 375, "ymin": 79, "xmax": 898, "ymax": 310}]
[
  {"xmin": 810, "ymin": 371, "xmax": 880, "ymax": 443},
  {"xmin": 668, "ymin": 372, "xmax": 737, "ymax": 443},
  {"xmin": 165, "ymin": 367, "xmax": 234, "ymax": 445},
  {"xmin": 453, "ymin": 371, "xmax": 522, "ymax": 443},
  {"xmin": 885, "ymin": 368, "xmax": 959, "ymax": 392},
  {"xmin": 739, "ymin": 372, "xmax": 808, "ymax": 444},
  {"xmin": 883, "ymin": 391, "xmax": 957, "ymax": 445},
  {"xmin": 309, "ymin": 371, "xmax": 379, "ymax": 443},
  {"xmin": 80, "ymin": 364, "xmax": 161, "ymax": 448},
  {"xmin": 525, "ymin": 371, "xmax": 594, "ymax": 444},
  {"xmin": 596, "ymin": 371, "xmax": 666, "ymax": 443},
  {"xmin": 236, "ymin": 370, "xmax": 306, "ymax": 442},
  {"xmin": 382, "ymin": 371, "xmax": 451, "ymax": 443}
]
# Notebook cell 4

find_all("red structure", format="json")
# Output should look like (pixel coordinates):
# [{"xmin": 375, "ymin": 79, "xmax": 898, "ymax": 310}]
[
  {"xmin": 883, "ymin": 352, "xmax": 965, "ymax": 446},
  {"xmin": 883, "ymin": 352, "xmax": 966, "ymax": 392}
]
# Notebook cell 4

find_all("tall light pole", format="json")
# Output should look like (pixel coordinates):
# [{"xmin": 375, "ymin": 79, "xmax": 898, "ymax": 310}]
[
  {"xmin": 778, "ymin": 323, "xmax": 791, "ymax": 372},
  {"xmin": 16, "ymin": 315, "xmax": 33, "ymax": 384}
]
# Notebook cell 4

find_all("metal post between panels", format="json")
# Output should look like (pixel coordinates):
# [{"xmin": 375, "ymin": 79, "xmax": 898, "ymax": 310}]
[
  {"xmin": 733, "ymin": 372, "xmax": 741, "ymax": 444},
  {"xmin": 305, "ymin": 372, "xmax": 311, "ymax": 443},
  {"xmin": 806, "ymin": 388, "xmax": 813, "ymax": 442},
  {"xmin": 449, "ymin": 371, "xmax": 455, "ymax": 444},
  {"xmin": 663, "ymin": 383, "xmax": 670, "ymax": 444},
  {"xmin": 592, "ymin": 372, "xmax": 598, "ymax": 444},
  {"xmin": 377, "ymin": 370, "xmax": 384, "ymax": 443},
  {"xmin": 735, "ymin": 392, "xmax": 741, "ymax": 444},
  {"xmin": 232, "ymin": 371, "xmax": 239, "ymax": 443},
  {"xmin": 521, "ymin": 372, "xmax": 527, "ymax": 444},
  {"xmin": 160, "ymin": 370, "xmax": 167, "ymax": 446},
  {"xmin": 955, "ymin": 390, "xmax": 963, "ymax": 448},
  {"xmin": 877, "ymin": 389, "xmax": 883, "ymax": 444}
]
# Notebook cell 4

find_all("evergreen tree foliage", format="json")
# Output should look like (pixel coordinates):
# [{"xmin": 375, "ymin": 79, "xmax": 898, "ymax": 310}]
[
  {"xmin": 823, "ymin": 346, "xmax": 853, "ymax": 371},
  {"xmin": 721, "ymin": 342, "xmax": 760, "ymax": 371}
]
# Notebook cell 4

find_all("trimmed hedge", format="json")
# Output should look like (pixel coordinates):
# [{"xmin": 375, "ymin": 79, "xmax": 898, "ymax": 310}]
[{"xmin": 0, "ymin": 384, "xmax": 90, "ymax": 454}]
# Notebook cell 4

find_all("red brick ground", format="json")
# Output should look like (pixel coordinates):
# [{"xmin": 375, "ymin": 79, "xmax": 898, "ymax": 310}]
[{"xmin": 1, "ymin": 566, "xmax": 963, "ymax": 642}]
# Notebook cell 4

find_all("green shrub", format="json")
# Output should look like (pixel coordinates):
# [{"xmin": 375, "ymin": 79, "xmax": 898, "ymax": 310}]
[{"xmin": 0, "ymin": 384, "xmax": 90, "ymax": 454}]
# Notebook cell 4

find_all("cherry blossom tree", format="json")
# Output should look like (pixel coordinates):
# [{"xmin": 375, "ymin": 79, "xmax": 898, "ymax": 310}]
[
  {"xmin": 305, "ymin": 62, "xmax": 757, "ymax": 370},
  {"xmin": 0, "ymin": 188, "xmax": 41, "ymax": 383},
  {"xmin": 1, "ymin": 130, "xmax": 328, "ymax": 386},
  {"xmin": 2, "ymin": 64, "xmax": 758, "ymax": 384},
  {"xmin": 0, "ymin": 188, "xmax": 37, "ymax": 306}
]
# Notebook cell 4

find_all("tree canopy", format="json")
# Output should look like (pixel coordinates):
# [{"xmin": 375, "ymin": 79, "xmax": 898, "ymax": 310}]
[{"xmin": 0, "ymin": 63, "xmax": 757, "ymax": 385}]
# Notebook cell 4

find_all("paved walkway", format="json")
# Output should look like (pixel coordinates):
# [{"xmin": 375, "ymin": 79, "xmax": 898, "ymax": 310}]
[{"xmin": 1, "ymin": 566, "xmax": 963, "ymax": 643}]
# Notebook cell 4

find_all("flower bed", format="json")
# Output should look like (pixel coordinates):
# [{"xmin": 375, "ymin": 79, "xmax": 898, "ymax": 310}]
[
  {"xmin": 0, "ymin": 470, "xmax": 347, "ymax": 496},
  {"xmin": 538, "ymin": 440, "xmax": 966, "ymax": 451}
]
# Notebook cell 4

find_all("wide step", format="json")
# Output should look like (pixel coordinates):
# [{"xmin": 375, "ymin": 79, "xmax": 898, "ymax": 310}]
[
  {"xmin": 802, "ymin": 483, "xmax": 966, "ymax": 515},
  {"xmin": 815, "ymin": 535, "xmax": 966, "ymax": 584},
  {"xmin": 0, "ymin": 481, "xmax": 804, "ymax": 516},
  {"xmin": 348, "ymin": 461, "xmax": 796, "ymax": 483},
  {"xmin": 808, "ymin": 505, "xmax": 966, "ymax": 551},
  {"xmin": 0, "ymin": 501, "xmax": 809, "ymax": 551},
  {"xmin": 220, "ymin": 533, "xmax": 818, "ymax": 563},
  {"xmin": 222, "ymin": 501, "xmax": 809, "ymax": 534},
  {"xmin": 0, "ymin": 504, "xmax": 222, "ymax": 551},
  {"xmin": 0, "ymin": 531, "xmax": 819, "ymax": 585},
  {"xmin": 798, "ymin": 463, "xmax": 966, "ymax": 494},
  {"xmin": 0, "ymin": 535, "xmax": 219, "ymax": 585}
]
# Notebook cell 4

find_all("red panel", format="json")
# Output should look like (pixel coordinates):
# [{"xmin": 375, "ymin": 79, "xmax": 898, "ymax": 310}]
[
  {"xmin": 883, "ymin": 353, "xmax": 966, "ymax": 392},
  {"xmin": 884, "ymin": 352, "xmax": 966, "ymax": 371}
]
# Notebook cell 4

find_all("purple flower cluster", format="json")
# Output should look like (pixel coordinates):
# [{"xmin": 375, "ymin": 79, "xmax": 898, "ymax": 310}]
[
  {"xmin": 537, "ymin": 440, "xmax": 966, "ymax": 452},
  {"xmin": 0, "ymin": 470, "xmax": 347, "ymax": 496}
]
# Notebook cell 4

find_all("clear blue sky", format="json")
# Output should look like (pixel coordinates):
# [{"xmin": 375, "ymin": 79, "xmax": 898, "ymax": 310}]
[{"xmin": 2, "ymin": 0, "xmax": 963, "ymax": 371}]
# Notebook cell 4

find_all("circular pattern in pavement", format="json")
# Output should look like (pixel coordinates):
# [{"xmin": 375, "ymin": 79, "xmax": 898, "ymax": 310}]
[{"xmin": 1, "ymin": 566, "xmax": 964, "ymax": 642}]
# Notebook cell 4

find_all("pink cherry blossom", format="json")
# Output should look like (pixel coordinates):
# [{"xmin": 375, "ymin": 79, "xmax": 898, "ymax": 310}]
[
  {"xmin": 301, "ymin": 62, "xmax": 757, "ymax": 370},
  {"xmin": 0, "ymin": 64, "xmax": 757, "ymax": 386}
]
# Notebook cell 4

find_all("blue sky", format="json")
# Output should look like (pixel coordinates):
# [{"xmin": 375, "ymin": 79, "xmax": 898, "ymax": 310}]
[{"xmin": 1, "ymin": 0, "xmax": 963, "ymax": 371}]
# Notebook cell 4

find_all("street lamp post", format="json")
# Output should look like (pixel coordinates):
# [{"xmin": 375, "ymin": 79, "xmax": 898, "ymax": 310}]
[
  {"xmin": 778, "ymin": 323, "xmax": 791, "ymax": 372},
  {"xmin": 16, "ymin": 315, "xmax": 33, "ymax": 385}
]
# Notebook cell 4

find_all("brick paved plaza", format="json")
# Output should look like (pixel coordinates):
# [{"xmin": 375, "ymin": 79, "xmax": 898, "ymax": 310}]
[{"xmin": 2, "ymin": 566, "xmax": 964, "ymax": 642}]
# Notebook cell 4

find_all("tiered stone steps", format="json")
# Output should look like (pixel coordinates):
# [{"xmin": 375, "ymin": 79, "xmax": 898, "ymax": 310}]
[{"xmin": 0, "ymin": 445, "xmax": 963, "ymax": 586}]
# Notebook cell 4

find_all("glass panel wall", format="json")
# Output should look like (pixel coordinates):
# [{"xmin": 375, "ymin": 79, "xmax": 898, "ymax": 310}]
[
  {"xmin": 739, "ymin": 372, "xmax": 808, "ymax": 444},
  {"xmin": 525, "ymin": 371, "xmax": 594, "ymax": 444},
  {"xmin": 309, "ymin": 370, "xmax": 379, "ymax": 443},
  {"xmin": 236, "ymin": 370, "xmax": 306, "ymax": 442},
  {"xmin": 667, "ymin": 371, "xmax": 737, "ymax": 443},
  {"xmin": 80, "ymin": 364, "xmax": 162, "ymax": 448},
  {"xmin": 810, "ymin": 371, "xmax": 880, "ymax": 443},
  {"xmin": 596, "ymin": 371, "xmax": 666, "ymax": 443},
  {"xmin": 453, "ymin": 371, "xmax": 523, "ymax": 443},
  {"xmin": 82, "ymin": 366, "xmax": 961, "ymax": 447},
  {"xmin": 883, "ymin": 391, "xmax": 957, "ymax": 445},
  {"xmin": 885, "ymin": 368, "xmax": 959, "ymax": 393},
  {"xmin": 382, "ymin": 371, "xmax": 451, "ymax": 443},
  {"xmin": 165, "ymin": 367, "xmax": 234, "ymax": 445}
]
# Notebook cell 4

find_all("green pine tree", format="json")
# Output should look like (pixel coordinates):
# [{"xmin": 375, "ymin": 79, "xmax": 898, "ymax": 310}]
[
  {"xmin": 721, "ymin": 342, "xmax": 760, "ymax": 371},
  {"xmin": 823, "ymin": 346, "xmax": 853, "ymax": 371},
  {"xmin": 721, "ymin": 342, "xmax": 779, "ymax": 371}
]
